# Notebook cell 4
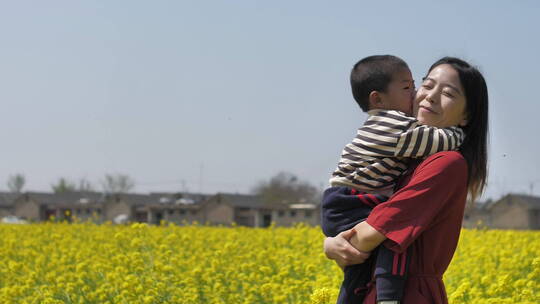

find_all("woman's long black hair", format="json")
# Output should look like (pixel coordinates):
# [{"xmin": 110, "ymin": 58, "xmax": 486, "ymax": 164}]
[{"xmin": 428, "ymin": 57, "xmax": 489, "ymax": 202}]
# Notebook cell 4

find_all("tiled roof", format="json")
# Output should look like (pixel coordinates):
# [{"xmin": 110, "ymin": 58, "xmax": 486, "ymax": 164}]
[
  {"xmin": 486, "ymin": 193, "xmax": 540, "ymax": 211},
  {"xmin": 505, "ymin": 194, "xmax": 540, "ymax": 209},
  {"xmin": 25, "ymin": 191, "xmax": 105, "ymax": 205},
  {"xmin": 110, "ymin": 193, "xmax": 155, "ymax": 206},
  {"xmin": 0, "ymin": 192, "xmax": 20, "ymax": 207}
]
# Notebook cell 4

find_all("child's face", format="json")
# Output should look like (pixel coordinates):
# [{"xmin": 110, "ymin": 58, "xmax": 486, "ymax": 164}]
[{"xmin": 377, "ymin": 69, "xmax": 415, "ymax": 115}]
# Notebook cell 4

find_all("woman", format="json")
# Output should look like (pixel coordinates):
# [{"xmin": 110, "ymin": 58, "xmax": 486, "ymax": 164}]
[{"xmin": 324, "ymin": 57, "xmax": 489, "ymax": 304}]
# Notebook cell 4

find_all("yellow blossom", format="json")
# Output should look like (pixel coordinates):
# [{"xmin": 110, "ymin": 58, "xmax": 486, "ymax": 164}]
[{"xmin": 0, "ymin": 223, "xmax": 538, "ymax": 304}]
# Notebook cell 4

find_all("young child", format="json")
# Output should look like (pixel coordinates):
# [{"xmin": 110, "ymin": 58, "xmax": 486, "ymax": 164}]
[{"xmin": 321, "ymin": 55, "xmax": 464, "ymax": 304}]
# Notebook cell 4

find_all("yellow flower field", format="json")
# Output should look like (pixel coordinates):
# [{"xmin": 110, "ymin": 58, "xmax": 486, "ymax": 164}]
[{"xmin": 0, "ymin": 222, "xmax": 538, "ymax": 304}]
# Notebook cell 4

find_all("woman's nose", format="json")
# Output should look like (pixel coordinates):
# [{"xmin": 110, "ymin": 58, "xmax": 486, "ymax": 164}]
[{"xmin": 425, "ymin": 93, "xmax": 436, "ymax": 103}]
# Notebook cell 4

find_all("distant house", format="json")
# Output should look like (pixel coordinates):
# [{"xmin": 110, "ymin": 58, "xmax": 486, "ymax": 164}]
[
  {"xmin": 462, "ymin": 200, "xmax": 491, "ymax": 229},
  {"xmin": 486, "ymin": 194, "xmax": 540, "ymax": 230},
  {"xmin": 104, "ymin": 193, "xmax": 152, "ymax": 224},
  {"xmin": 129, "ymin": 192, "xmax": 209, "ymax": 225},
  {"xmin": 0, "ymin": 193, "xmax": 18, "ymax": 218},
  {"xmin": 463, "ymin": 194, "xmax": 540, "ymax": 230},
  {"xmin": 201, "ymin": 193, "xmax": 279, "ymax": 227},
  {"xmin": 201, "ymin": 193, "xmax": 320, "ymax": 227},
  {"xmin": 13, "ymin": 192, "xmax": 105, "ymax": 222},
  {"xmin": 276, "ymin": 203, "xmax": 320, "ymax": 227}
]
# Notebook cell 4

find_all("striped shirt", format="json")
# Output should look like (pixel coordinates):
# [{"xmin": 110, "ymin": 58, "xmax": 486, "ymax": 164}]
[{"xmin": 330, "ymin": 109, "xmax": 465, "ymax": 194}]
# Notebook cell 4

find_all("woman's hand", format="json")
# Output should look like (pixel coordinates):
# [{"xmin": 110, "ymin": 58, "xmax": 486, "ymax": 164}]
[{"xmin": 323, "ymin": 229, "xmax": 371, "ymax": 268}]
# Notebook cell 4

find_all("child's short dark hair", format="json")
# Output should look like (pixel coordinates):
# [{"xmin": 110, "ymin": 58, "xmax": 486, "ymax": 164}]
[{"xmin": 350, "ymin": 55, "xmax": 409, "ymax": 112}]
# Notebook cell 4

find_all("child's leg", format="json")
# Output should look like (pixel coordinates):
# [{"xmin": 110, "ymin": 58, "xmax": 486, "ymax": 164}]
[
  {"xmin": 321, "ymin": 187, "xmax": 387, "ymax": 304},
  {"xmin": 321, "ymin": 187, "xmax": 373, "ymax": 237},
  {"xmin": 336, "ymin": 255, "xmax": 376, "ymax": 304},
  {"xmin": 374, "ymin": 245, "xmax": 412, "ymax": 303}
]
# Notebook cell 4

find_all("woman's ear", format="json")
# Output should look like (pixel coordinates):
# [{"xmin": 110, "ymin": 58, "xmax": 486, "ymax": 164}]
[{"xmin": 368, "ymin": 91, "xmax": 382, "ymax": 109}]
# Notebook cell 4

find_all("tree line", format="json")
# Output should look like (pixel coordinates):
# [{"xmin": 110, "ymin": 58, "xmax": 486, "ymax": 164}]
[
  {"xmin": 6, "ymin": 171, "xmax": 322, "ymax": 204},
  {"xmin": 6, "ymin": 173, "xmax": 135, "ymax": 194}
]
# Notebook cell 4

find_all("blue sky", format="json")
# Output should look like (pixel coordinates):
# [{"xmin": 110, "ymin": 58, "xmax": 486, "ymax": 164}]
[{"xmin": 0, "ymin": 1, "xmax": 538, "ymax": 200}]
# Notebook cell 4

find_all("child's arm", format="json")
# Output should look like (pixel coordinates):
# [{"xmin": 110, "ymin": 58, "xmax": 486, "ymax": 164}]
[
  {"xmin": 353, "ymin": 110, "xmax": 464, "ymax": 159},
  {"xmin": 394, "ymin": 124, "xmax": 465, "ymax": 158}
]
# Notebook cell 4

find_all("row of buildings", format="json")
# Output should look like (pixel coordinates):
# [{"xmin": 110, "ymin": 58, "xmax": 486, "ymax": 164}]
[
  {"xmin": 1, "ymin": 190, "xmax": 539, "ymax": 229},
  {"xmin": 0, "ymin": 191, "xmax": 319, "ymax": 227}
]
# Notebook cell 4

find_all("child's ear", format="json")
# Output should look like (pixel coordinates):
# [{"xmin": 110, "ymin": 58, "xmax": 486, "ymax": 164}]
[{"xmin": 368, "ymin": 91, "xmax": 382, "ymax": 109}]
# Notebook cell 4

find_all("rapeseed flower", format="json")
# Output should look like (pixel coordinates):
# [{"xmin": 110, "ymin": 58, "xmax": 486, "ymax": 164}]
[{"xmin": 0, "ymin": 222, "xmax": 538, "ymax": 303}]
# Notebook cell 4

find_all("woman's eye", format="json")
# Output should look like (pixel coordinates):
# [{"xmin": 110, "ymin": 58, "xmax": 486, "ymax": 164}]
[{"xmin": 442, "ymin": 91, "xmax": 454, "ymax": 97}]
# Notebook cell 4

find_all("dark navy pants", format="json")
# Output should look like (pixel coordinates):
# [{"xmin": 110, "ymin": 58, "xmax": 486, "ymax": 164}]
[{"xmin": 321, "ymin": 187, "xmax": 411, "ymax": 303}]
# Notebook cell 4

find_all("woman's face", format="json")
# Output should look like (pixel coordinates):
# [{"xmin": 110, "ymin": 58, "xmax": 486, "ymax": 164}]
[{"xmin": 413, "ymin": 64, "xmax": 468, "ymax": 128}]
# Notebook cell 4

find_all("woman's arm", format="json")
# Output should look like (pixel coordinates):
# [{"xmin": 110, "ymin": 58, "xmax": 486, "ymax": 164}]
[
  {"xmin": 323, "ymin": 222, "xmax": 385, "ymax": 268},
  {"xmin": 349, "ymin": 221, "xmax": 386, "ymax": 252}
]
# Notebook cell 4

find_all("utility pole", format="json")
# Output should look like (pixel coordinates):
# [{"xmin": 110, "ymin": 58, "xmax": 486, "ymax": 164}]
[
  {"xmin": 199, "ymin": 163, "xmax": 204, "ymax": 194},
  {"xmin": 181, "ymin": 179, "xmax": 187, "ymax": 193}
]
